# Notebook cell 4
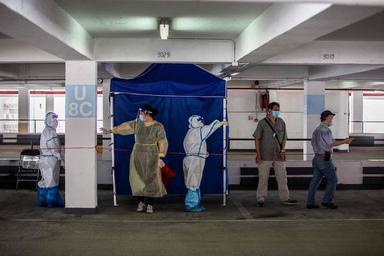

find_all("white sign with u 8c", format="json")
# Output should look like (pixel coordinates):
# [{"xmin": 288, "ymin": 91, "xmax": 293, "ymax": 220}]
[{"xmin": 66, "ymin": 85, "xmax": 96, "ymax": 118}]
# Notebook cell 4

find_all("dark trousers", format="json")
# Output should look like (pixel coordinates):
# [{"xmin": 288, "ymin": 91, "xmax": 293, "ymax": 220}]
[
  {"xmin": 137, "ymin": 196, "xmax": 154, "ymax": 205},
  {"xmin": 307, "ymin": 155, "xmax": 338, "ymax": 205}
]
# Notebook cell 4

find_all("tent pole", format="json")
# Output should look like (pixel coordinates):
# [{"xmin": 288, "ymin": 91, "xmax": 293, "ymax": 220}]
[
  {"xmin": 222, "ymin": 97, "xmax": 228, "ymax": 206},
  {"xmin": 110, "ymin": 94, "xmax": 118, "ymax": 207}
]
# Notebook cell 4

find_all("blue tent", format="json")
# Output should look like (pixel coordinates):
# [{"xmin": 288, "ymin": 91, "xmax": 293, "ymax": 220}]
[{"xmin": 109, "ymin": 64, "xmax": 228, "ymax": 203}]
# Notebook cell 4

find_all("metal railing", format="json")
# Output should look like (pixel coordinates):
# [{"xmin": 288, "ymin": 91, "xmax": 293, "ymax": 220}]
[
  {"xmin": 228, "ymin": 138, "xmax": 333, "ymax": 151},
  {"xmin": 349, "ymin": 121, "xmax": 384, "ymax": 134}
]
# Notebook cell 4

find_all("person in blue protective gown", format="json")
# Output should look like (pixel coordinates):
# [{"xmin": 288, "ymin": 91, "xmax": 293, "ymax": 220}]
[
  {"xmin": 37, "ymin": 112, "xmax": 64, "ymax": 208},
  {"xmin": 183, "ymin": 115, "xmax": 227, "ymax": 212}
]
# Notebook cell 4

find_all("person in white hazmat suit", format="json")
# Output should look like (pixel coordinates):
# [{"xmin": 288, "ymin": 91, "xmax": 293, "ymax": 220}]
[
  {"xmin": 37, "ymin": 112, "xmax": 64, "ymax": 207},
  {"xmin": 183, "ymin": 115, "xmax": 227, "ymax": 212}
]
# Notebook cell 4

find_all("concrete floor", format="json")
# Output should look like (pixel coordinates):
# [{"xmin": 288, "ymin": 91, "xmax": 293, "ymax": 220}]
[{"xmin": 0, "ymin": 189, "xmax": 383, "ymax": 256}]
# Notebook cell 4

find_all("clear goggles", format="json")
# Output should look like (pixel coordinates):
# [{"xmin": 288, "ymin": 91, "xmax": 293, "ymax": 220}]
[{"xmin": 196, "ymin": 116, "xmax": 204, "ymax": 122}]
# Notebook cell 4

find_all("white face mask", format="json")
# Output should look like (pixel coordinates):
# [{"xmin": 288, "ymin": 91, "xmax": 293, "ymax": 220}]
[{"xmin": 139, "ymin": 114, "xmax": 145, "ymax": 122}]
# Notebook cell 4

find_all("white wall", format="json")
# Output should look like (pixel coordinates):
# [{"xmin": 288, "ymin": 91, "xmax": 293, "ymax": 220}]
[
  {"xmin": 29, "ymin": 95, "xmax": 46, "ymax": 133},
  {"xmin": 0, "ymin": 92, "xmax": 18, "ymax": 133},
  {"xmin": 271, "ymin": 90, "xmax": 304, "ymax": 150},
  {"xmin": 227, "ymin": 89, "xmax": 259, "ymax": 150},
  {"xmin": 363, "ymin": 95, "xmax": 384, "ymax": 133}
]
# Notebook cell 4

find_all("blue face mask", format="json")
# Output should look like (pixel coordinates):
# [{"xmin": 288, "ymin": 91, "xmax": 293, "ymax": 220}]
[
  {"xmin": 272, "ymin": 111, "xmax": 280, "ymax": 118},
  {"xmin": 139, "ymin": 114, "xmax": 145, "ymax": 122}
]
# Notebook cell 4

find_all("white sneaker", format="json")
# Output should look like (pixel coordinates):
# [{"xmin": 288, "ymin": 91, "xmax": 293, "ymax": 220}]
[
  {"xmin": 137, "ymin": 201, "xmax": 146, "ymax": 212},
  {"xmin": 146, "ymin": 204, "xmax": 154, "ymax": 214}
]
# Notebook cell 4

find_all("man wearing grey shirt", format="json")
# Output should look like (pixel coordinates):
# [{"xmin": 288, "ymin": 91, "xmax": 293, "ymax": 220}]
[
  {"xmin": 253, "ymin": 102, "xmax": 297, "ymax": 207},
  {"xmin": 306, "ymin": 110, "xmax": 353, "ymax": 209}
]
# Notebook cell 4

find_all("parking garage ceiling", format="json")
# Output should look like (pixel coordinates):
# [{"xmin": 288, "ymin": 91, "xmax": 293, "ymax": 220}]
[{"xmin": 0, "ymin": 0, "xmax": 384, "ymax": 87}]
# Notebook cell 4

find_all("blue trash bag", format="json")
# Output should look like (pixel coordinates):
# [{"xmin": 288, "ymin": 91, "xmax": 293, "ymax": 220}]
[
  {"xmin": 185, "ymin": 189, "xmax": 206, "ymax": 212},
  {"xmin": 46, "ymin": 186, "xmax": 64, "ymax": 208},
  {"xmin": 37, "ymin": 187, "xmax": 47, "ymax": 207}
]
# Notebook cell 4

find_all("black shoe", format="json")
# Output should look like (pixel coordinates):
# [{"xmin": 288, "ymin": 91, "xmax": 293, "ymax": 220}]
[
  {"xmin": 306, "ymin": 204, "xmax": 320, "ymax": 209},
  {"xmin": 282, "ymin": 199, "xmax": 298, "ymax": 205},
  {"xmin": 321, "ymin": 202, "xmax": 338, "ymax": 209},
  {"xmin": 257, "ymin": 201, "xmax": 265, "ymax": 207}
]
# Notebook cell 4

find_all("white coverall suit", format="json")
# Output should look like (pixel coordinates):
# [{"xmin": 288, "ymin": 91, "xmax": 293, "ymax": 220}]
[
  {"xmin": 37, "ymin": 112, "xmax": 64, "ymax": 207},
  {"xmin": 183, "ymin": 115, "xmax": 224, "ymax": 211}
]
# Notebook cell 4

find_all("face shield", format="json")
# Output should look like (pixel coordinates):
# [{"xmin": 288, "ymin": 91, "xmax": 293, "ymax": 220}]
[{"xmin": 137, "ymin": 107, "xmax": 154, "ymax": 122}]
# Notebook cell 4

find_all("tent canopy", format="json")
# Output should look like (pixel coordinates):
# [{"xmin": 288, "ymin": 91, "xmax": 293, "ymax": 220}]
[
  {"xmin": 110, "ymin": 64, "xmax": 227, "ymax": 195},
  {"xmin": 111, "ymin": 64, "xmax": 225, "ymax": 96}
]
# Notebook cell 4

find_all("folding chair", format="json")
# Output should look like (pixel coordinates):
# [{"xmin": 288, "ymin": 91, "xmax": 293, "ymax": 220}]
[{"xmin": 16, "ymin": 149, "xmax": 40, "ymax": 190}]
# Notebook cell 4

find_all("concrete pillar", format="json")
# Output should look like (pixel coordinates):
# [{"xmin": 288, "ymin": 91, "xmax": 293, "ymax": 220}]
[
  {"xmin": 351, "ymin": 91, "xmax": 364, "ymax": 134},
  {"xmin": 18, "ymin": 87, "xmax": 29, "ymax": 133},
  {"xmin": 65, "ymin": 61, "xmax": 98, "ymax": 213},
  {"xmin": 326, "ymin": 91, "xmax": 349, "ymax": 151},
  {"xmin": 303, "ymin": 80, "xmax": 325, "ymax": 160},
  {"xmin": 46, "ymin": 94, "xmax": 54, "ymax": 113}
]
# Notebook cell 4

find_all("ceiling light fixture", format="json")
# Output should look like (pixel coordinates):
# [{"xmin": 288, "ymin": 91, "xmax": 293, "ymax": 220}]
[{"xmin": 159, "ymin": 18, "xmax": 170, "ymax": 40}]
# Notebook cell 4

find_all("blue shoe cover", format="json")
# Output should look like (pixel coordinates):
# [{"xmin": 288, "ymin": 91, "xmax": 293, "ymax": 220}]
[
  {"xmin": 37, "ymin": 187, "xmax": 47, "ymax": 207},
  {"xmin": 185, "ymin": 189, "xmax": 199, "ymax": 211},
  {"xmin": 196, "ymin": 189, "xmax": 206, "ymax": 211},
  {"xmin": 46, "ymin": 186, "xmax": 64, "ymax": 208},
  {"xmin": 185, "ymin": 189, "xmax": 206, "ymax": 212},
  {"xmin": 185, "ymin": 205, "xmax": 206, "ymax": 212}
]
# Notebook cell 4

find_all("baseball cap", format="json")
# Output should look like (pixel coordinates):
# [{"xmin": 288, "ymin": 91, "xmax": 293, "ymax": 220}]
[{"xmin": 321, "ymin": 110, "xmax": 336, "ymax": 120}]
